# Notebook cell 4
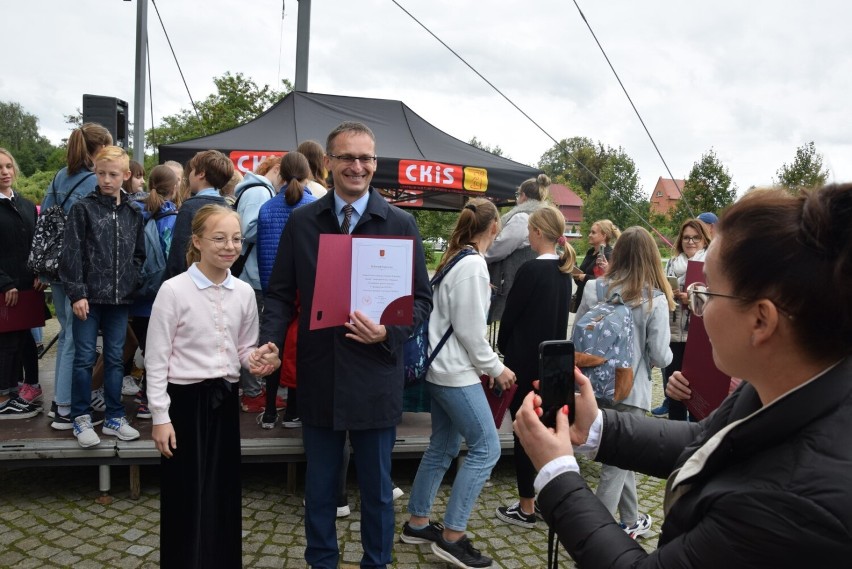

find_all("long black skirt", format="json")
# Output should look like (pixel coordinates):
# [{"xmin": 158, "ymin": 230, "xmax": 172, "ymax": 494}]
[{"xmin": 160, "ymin": 379, "xmax": 241, "ymax": 569}]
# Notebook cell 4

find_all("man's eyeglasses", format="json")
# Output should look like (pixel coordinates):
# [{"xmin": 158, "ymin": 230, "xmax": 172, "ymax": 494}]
[
  {"xmin": 327, "ymin": 154, "xmax": 377, "ymax": 165},
  {"xmin": 203, "ymin": 236, "xmax": 245, "ymax": 249},
  {"xmin": 682, "ymin": 235, "xmax": 703, "ymax": 243},
  {"xmin": 686, "ymin": 282, "xmax": 747, "ymax": 317}
]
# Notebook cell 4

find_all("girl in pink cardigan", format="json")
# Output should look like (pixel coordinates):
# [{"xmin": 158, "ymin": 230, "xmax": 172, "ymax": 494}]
[{"xmin": 146, "ymin": 204, "xmax": 279, "ymax": 569}]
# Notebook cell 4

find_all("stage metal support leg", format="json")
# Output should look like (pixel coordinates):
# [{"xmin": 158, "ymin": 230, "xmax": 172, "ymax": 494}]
[{"xmin": 96, "ymin": 464, "xmax": 113, "ymax": 505}]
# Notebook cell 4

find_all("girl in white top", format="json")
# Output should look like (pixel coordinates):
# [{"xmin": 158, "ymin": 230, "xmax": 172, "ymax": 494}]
[
  {"xmin": 146, "ymin": 204, "xmax": 279, "ymax": 569},
  {"xmin": 403, "ymin": 198, "xmax": 516, "ymax": 569}
]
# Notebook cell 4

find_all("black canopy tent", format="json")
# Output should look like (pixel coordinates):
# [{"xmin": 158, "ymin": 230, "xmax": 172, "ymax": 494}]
[{"xmin": 159, "ymin": 91, "xmax": 541, "ymax": 210}]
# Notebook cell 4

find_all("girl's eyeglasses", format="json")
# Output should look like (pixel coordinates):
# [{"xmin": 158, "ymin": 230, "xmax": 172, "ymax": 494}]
[{"xmin": 203, "ymin": 236, "xmax": 245, "ymax": 249}]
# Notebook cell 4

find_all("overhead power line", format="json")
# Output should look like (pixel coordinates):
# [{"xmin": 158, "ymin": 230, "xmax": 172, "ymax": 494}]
[
  {"xmin": 151, "ymin": 0, "xmax": 202, "ymax": 125},
  {"xmin": 570, "ymin": 0, "xmax": 695, "ymax": 219},
  {"xmin": 390, "ymin": 0, "xmax": 672, "ymax": 245}
]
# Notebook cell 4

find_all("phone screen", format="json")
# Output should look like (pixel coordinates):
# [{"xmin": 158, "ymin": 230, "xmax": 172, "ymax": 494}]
[{"xmin": 538, "ymin": 340, "xmax": 575, "ymax": 427}]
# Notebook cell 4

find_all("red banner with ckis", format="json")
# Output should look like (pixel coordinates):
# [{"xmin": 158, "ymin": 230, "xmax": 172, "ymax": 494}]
[
  {"xmin": 229, "ymin": 151, "xmax": 286, "ymax": 174},
  {"xmin": 398, "ymin": 160, "xmax": 463, "ymax": 191}
]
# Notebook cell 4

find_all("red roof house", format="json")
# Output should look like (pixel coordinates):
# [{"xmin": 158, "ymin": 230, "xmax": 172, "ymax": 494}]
[
  {"xmin": 650, "ymin": 177, "xmax": 685, "ymax": 215},
  {"xmin": 549, "ymin": 183, "xmax": 584, "ymax": 236}
]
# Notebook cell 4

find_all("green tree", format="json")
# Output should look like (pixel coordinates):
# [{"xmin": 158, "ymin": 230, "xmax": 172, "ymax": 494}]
[
  {"xmin": 146, "ymin": 72, "xmax": 293, "ymax": 152},
  {"xmin": 538, "ymin": 137, "xmax": 609, "ymax": 195},
  {"xmin": 774, "ymin": 141, "xmax": 829, "ymax": 193},
  {"xmin": 671, "ymin": 149, "xmax": 736, "ymax": 227},
  {"xmin": 468, "ymin": 136, "xmax": 506, "ymax": 159},
  {"xmin": 578, "ymin": 148, "xmax": 647, "ymax": 250},
  {"xmin": 0, "ymin": 101, "xmax": 56, "ymax": 176},
  {"xmin": 13, "ymin": 170, "xmax": 55, "ymax": 204}
]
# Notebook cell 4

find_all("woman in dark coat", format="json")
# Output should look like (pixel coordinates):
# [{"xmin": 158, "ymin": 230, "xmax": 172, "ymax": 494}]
[
  {"xmin": 515, "ymin": 184, "xmax": 852, "ymax": 568},
  {"xmin": 0, "ymin": 148, "xmax": 43, "ymax": 417},
  {"xmin": 495, "ymin": 205, "xmax": 574, "ymax": 528}
]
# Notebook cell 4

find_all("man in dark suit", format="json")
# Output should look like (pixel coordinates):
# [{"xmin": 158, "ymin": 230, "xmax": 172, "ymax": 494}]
[{"xmin": 260, "ymin": 122, "xmax": 432, "ymax": 568}]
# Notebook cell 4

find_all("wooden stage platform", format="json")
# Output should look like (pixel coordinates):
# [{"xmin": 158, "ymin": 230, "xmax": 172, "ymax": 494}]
[{"xmin": 0, "ymin": 402, "xmax": 515, "ymax": 499}]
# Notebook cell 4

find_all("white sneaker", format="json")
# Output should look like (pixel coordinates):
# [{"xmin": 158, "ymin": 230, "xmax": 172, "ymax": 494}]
[
  {"xmin": 73, "ymin": 414, "xmax": 101, "ymax": 448},
  {"xmin": 621, "ymin": 512, "xmax": 653, "ymax": 539},
  {"xmin": 392, "ymin": 486, "xmax": 404, "ymax": 501},
  {"xmin": 121, "ymin": 375, "xmax": 139, "ymax": 396},
  {"xmin": 102, "ymin": 416, "xmax": 140, "ymax": 441},
  {"xmin": 91, "ymin": 388, "xmax": 106, "ymax": 412}
]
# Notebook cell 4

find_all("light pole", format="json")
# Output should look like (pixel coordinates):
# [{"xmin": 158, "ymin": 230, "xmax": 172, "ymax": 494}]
[
  {"xmin": 132, "ymin": 0, "xmax": 147, "ymax": 163},
  {"xmin": 295, "ymin": 0, "xmax": 311, "ymax": 91}
]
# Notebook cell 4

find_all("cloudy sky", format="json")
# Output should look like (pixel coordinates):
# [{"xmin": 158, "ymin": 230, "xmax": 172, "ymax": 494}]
[{"xmin": 4, "ymin": 0, "xmax": 850, "ymax": 196}]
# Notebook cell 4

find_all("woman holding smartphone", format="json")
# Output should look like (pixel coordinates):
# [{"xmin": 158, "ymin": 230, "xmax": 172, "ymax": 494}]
[
  {"xmin": 573, "ymin": 219, "xmax": 620, "ymax": 312},
  {"xmin": 494, "ymin": 205, "xmax": 575, "ymax": 529},
  {"xmin": 516, "ymin": 184, "xmax": 852, "ymax": 567}
]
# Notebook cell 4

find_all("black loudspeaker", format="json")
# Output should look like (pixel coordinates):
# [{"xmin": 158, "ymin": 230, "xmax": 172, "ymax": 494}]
[{"xmin": 82, "ymin": 95, "xmax": 129, "ymax": 148}]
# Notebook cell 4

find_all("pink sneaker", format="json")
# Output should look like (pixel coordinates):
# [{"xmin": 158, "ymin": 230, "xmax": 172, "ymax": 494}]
[{"xmin": 18, "ymin": 384, "xmax": 43, "ymax": 405}]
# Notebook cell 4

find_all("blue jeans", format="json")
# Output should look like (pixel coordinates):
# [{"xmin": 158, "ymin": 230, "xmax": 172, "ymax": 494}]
[
  {"xmin": 408, "ymin": 382, "xmax": 501, "ymax": 531},
  {"xmin": 71, "ymin": 304, "xmax": 129, "ymax": 421},
  {"xmin": 51, "ymin": 282, "xmax": 75, "ymax": 407},
  {"xmin": 302, "ymin": 425, "xmax": 395, "ymax": 569}
]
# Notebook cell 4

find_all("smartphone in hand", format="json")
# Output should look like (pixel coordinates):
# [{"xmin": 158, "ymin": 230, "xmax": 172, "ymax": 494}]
[{"xmin": 538, "ymin": 340, "xmax": 575, "ymax": 427}]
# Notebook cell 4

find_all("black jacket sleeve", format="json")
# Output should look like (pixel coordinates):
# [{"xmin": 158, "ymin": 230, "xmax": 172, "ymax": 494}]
[
  {"xmin": 595, "ymin": 408, "xmax": 702, "ymax": 479},
  {"xmin": 539, "ymin": 471, "xmax": 848, "ymax": 568},
  {"xmin": 59, "ymin": 202, "xmax": 88, "ymax": 303}
]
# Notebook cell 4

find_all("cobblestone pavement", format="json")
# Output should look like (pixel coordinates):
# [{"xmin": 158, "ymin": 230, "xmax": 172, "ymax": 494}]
[
  {"xmin": 0, "ymin": 454, "xmax": 666, "ymax": 568},
  {"xmin": 1, "ymin": 319, "xmax": 667, "ymax": 567}
]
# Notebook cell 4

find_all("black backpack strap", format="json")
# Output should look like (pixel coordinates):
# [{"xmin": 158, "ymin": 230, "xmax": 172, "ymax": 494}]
[
  {"xmin": 233, "ymin": 181, "xmax": 275, "ymax": 210},
  {"xmin": 430, "ymin": 247, "xmax": 476, "ymax": 287},
  {"xmin": 46, "ymin": 171, "xmax": 60, "ymax": 205},
  {"xmin": 59, "ymin": 172, "xmax": 95, "ymax": 208},
  {"xmin": 423, "ymin": 325, "xmax": 454, "ymax": 371},
  {"xmin": 424, "ymin": 247, "xmax": 478, "ymax": 364},
  {"xmin": 152, "ymin": 210, "xmax": 178, "ymax": 222}
]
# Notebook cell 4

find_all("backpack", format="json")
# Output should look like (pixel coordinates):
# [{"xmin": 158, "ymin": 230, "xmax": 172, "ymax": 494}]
[
  {"xmin": 137, "ymin": 210, "xmax": 178, "ymax": 300},
  {"xmin": 571, "ymin": 279, "xmax": 661, "ymax": 403},
  {"xmin": 230, "ymin": 181, "xmax": 275, "ymax": 278},
  {"xmin": 403, "ymin": 247, "xmax": 477, "ymax": 386},
  {"xmin": 28, "ymin": 172, "xmax": 95, "ymax": 281}
]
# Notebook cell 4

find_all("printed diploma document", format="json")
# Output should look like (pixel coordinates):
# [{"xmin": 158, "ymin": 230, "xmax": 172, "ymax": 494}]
[
  {"xmin": 311, "ymin": 234, "xmax": 415, "ymax": 330},
  {"xmin": 350, "ymin": 238, "xmax": 413, "ymax": 323}
]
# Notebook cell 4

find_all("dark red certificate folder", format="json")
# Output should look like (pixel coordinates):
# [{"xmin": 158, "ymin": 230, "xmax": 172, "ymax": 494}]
[
  {"xmin": 681, "ymin": 260, "xmax": 731, "ymax": 420},
  {"xmin": 0, "ymin": 289, "xmax": 47, "ymax": 333},
  {"xmin": 310, "ymin": 234, "xmax": 414, "ymax": 330},
  {"xmin": 480, "ymin": 375, "xmax": 517, "ymax": 429}
]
